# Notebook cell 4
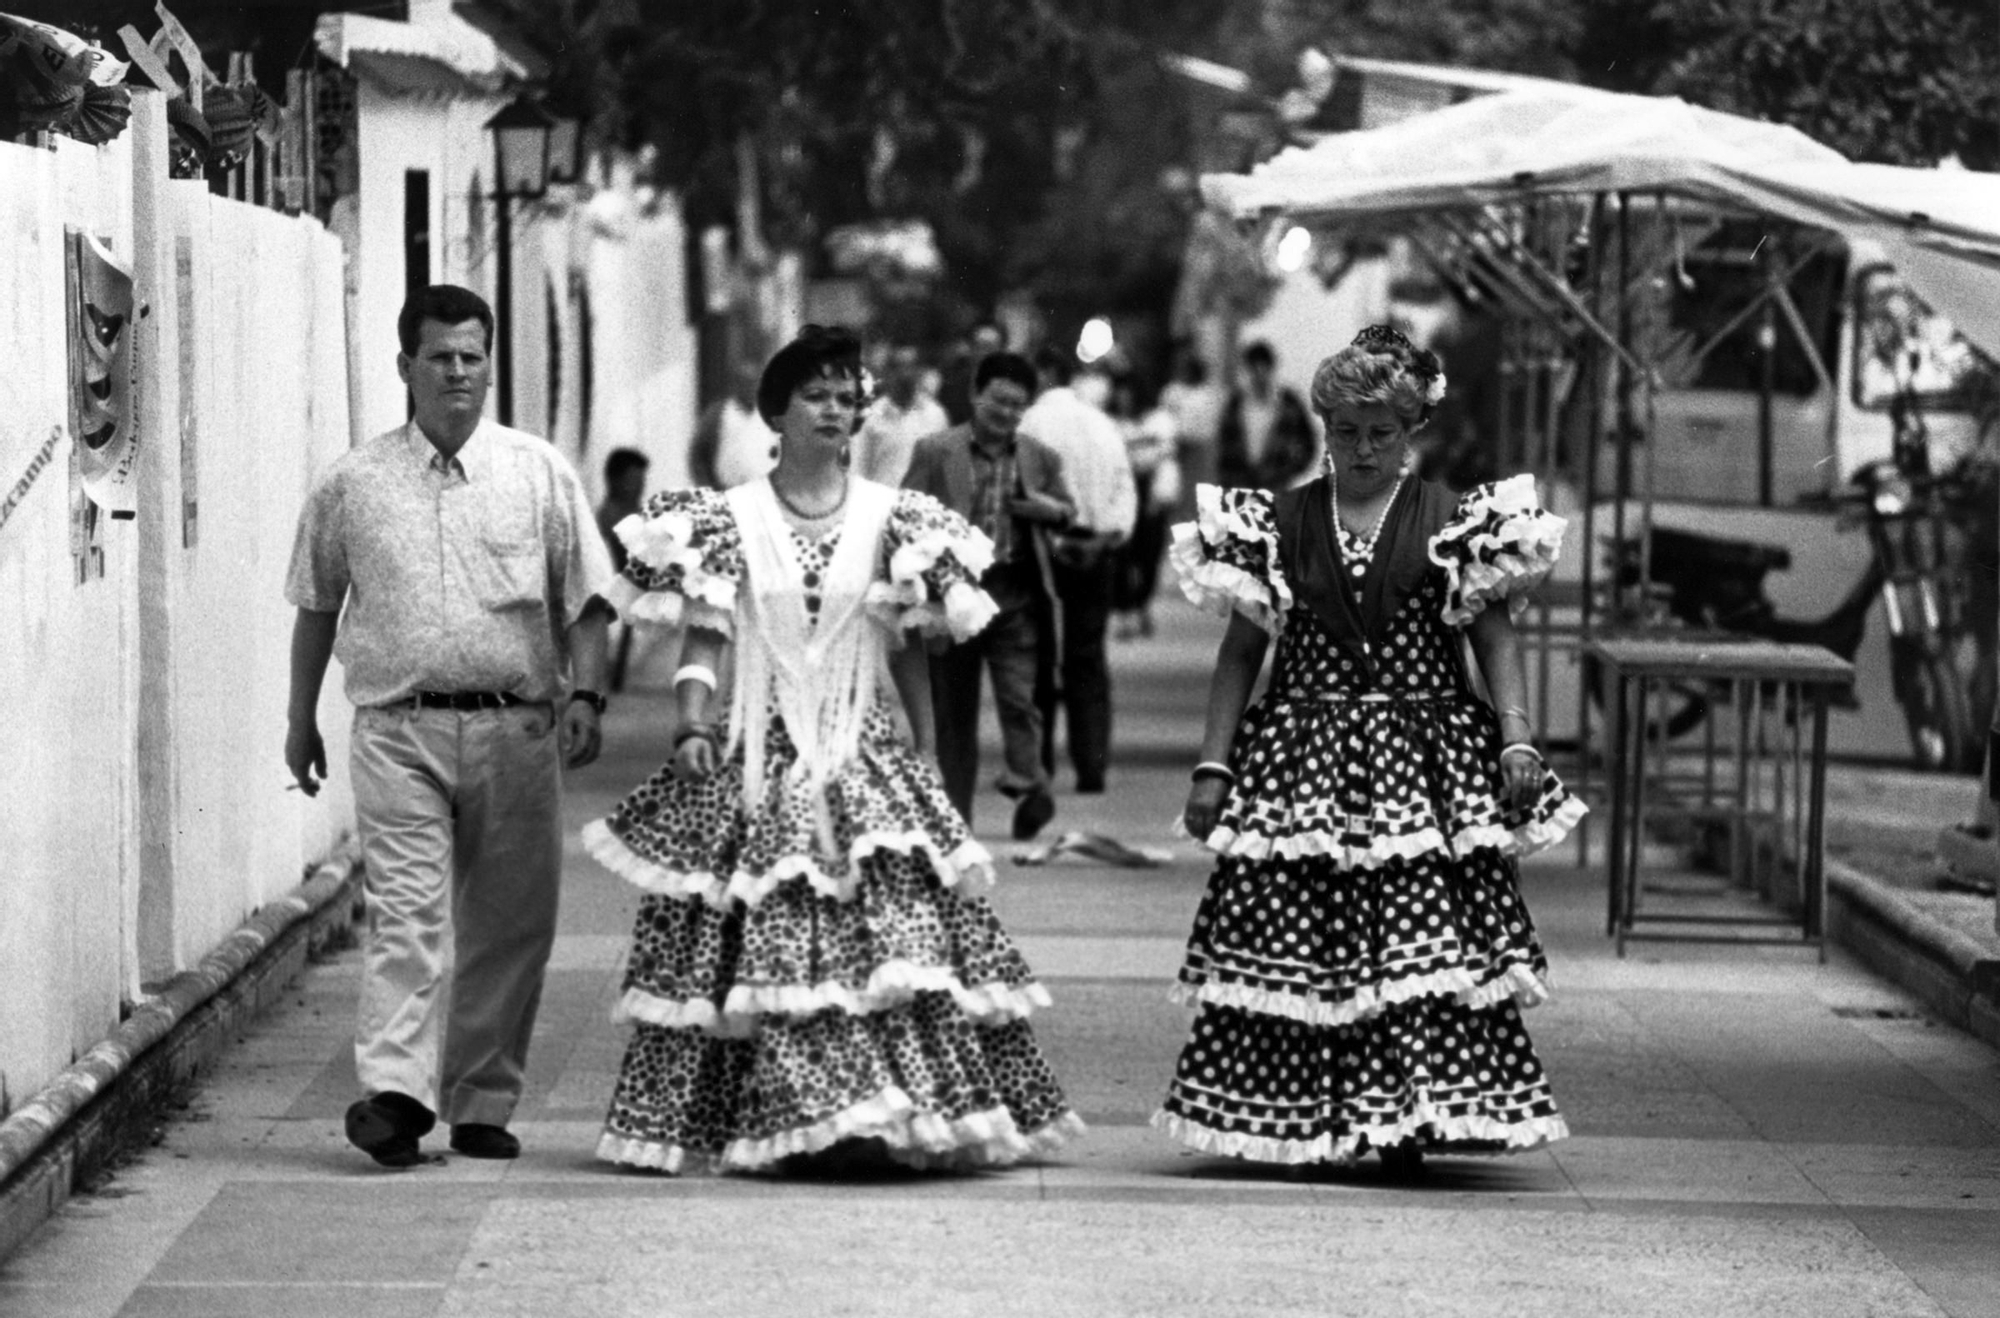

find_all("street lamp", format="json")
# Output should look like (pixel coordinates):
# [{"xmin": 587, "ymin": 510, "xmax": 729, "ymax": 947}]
[
  {"xmin": 484, "ymin": 94, "xmax": 555, "ymax": 425},
  {"xmin": 547, "ymin": 114, "xmax": 586, "ymax": 187}
]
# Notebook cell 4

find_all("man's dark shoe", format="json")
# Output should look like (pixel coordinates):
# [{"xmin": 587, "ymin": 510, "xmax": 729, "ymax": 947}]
[
  {"xmin": 1011, "ymin": 788, "xmax": 1056, "ymax": 841},
  {"xmin": 1075, "ymin": 775, "xmax": 1106, "ymax": 795},
  {"xmin": 345, "ymin": 1092, "xmax": 435, "ymax": 1168},
  {"xmin": 450, "ymin": 1123, "xmax": 522, "ymax": 1159}
]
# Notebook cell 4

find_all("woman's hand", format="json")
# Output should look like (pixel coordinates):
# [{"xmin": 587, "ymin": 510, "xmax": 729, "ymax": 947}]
[
  {"xmin": 1183, "ymin": 775, "xmax": 1229, "ymax": 839},
  {"xmin": 671, "ymin": 731, "xmax": 717, "ymax": 783},
  {"xmin": 1499, "ymin": 746, "xmax": 1543, "ymax": 811}
]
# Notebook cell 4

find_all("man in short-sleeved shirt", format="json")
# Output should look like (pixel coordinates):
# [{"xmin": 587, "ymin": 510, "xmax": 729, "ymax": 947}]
[{"xmin": 285, "ymin": 284, "xmax": 614, "ymax": 1168}]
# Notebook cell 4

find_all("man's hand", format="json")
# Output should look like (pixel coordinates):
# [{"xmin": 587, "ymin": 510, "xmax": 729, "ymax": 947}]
[
  {"xmin": 1008, "ymin": 490, "xmax": 1070, "ymax": 525},
  {"xmin": 286, "ymin": 720, "xmax": 327, "ymax": 797},
  {"xmin": 560, "ymin": 701, "xmax": 603, "ymax": 768}
]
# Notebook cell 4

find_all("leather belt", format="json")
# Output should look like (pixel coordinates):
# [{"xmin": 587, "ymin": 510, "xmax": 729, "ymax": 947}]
[
  {"xmin": 411, "ymin": 690, "xmax": 527, "ymax": 711},
  {"xmin": 1282, "ymin": 689, "xmax": 1454, "ymax": 704}
]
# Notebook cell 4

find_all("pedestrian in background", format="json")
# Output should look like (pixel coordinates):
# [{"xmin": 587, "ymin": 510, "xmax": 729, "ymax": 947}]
[
  {"xmin": 1022, "ymin": 347, "xmax": 1135, "ymax": 794},
  {"xmin": 597, "ymin": 447, "xmax": 650, "ymax": 692},
  {"xmin": 904, "ymin": 350, "xmax": 1074, "ymax": 838},
  {"xmin": 1216, "ymin": 339, "xmax": 1317, "ymax": 491},
  {"xmin": 582, "ymin": 324, "xmax": 1081, "ymax": 1173},
  {"xmin": 1109, "ymin": 376, "xmax": 1179, "ymax": 640},
  {"xmin": 1158, "ymin": 347, "xmax": 1223, "ymax": 513},
  {"xmin": 937, "ymin": 321, "xmax": 1007, "ymax": 427},
  {"xmin": 284, "ymin": 284, "xmax": 615, "ymax": 1169},
  {"xmin": 853, "ymin": 342, "xmax": 948, "ymax": 485},
  {"xmin": 1158, "ymin": 324, "xmax": 1578, "ymax": 1179},
  {"xmin": 689, "ymin": 360, "xmax": 778, "ymax": 490}
]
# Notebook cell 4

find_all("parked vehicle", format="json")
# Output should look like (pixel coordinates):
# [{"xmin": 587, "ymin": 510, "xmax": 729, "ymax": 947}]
[{"xmin": 1604, "ymin": 442, "xmax": 1994, "ymax": 771}]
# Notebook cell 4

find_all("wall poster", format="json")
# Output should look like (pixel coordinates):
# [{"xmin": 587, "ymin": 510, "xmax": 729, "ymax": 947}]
[{"xmin": 63, "ymin": 225, "xmax": 139, "ymax": 520}]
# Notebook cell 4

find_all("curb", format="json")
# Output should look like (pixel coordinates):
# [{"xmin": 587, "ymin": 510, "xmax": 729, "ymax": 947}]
[
  {"xmin": 0, "ymin": 846, "xmax": 362, "ymax": 1264},
  {"xmin": 1825, "ymin": 856, "xmax": 2000, "ymax": 1049}
]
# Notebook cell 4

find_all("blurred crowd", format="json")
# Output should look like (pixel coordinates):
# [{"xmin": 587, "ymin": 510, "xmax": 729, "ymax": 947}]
[{"xmin": 593, "ymin": 325, "xmax": 1348, "ymax": 811}]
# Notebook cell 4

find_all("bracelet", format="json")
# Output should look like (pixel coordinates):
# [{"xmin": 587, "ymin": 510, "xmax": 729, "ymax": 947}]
[
  {"xmin": 1192, "ymin": 761, "xmax": 1236, "ymax": 785},
  {"xmin": 672, "ymin": 723, "xmax": 718, "ymax": 750},
  {"xmin": 673, "ymin": 664, "xmax": 718, "ymax": 693},
  {"xmin": 1499, "ymin": 741, "xmax": 1544, "ymax": 763}
]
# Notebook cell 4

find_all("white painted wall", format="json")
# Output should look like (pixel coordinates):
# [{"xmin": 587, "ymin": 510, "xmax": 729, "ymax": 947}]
[
  {"xmin": 0, "ymin": 132, "xmax": 137, "ymax": 1113},
  {"xmin": 576, "ymin": 185, "xmax": 698, "ymax": 498},
  {"xmin": 0, "ymin": 91, "xmax": 353, "ymax": 1110}
]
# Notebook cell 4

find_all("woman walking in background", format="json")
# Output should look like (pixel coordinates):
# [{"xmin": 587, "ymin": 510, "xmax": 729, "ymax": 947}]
[
  {"xmin": 1109, "ymin": 375, "xmax": 1180, "ymax": 639},
  {"xmin": 585, "ymin": 325, "xmax": 1081, "ymax": 1173},
  {"xmin": 1156, "ymin": 325, "xmax": 1582, "ymax": 1179}
]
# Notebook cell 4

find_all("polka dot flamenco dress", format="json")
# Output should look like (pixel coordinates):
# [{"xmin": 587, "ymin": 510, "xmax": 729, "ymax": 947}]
[
  {"xmin": 583, "ymin": 483, "xmax": 1083, "ymax": 1172},
  {"xmin": 1155, "ymin": 474, "xmax": 1584, "ymax": 1166}
]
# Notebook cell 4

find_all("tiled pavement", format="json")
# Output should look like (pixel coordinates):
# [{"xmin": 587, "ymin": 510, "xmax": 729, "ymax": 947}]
[{"xmin": 3, "ymin": 601, "xmax": 1997, "ymax": 1317}]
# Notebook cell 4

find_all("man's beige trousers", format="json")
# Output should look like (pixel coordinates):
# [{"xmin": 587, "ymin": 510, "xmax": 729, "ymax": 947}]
[{"xmin": 349, "ymin": 702, "xmax": 562, "ymax": 1127}]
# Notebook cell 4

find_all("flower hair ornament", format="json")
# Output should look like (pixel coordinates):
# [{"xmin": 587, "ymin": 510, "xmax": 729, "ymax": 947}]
[{"xmin": 1351, "ymin": 324, "xmax": 1447, "ymax": 406}]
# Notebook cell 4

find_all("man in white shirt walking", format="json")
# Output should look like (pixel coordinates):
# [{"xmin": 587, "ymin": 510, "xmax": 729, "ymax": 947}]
[
  {"xmin": 854, "ymin": 343, "xmax": 948, "ymax": 485},
  {"xmin": 285, "ymin": 285, "xmax": 615, "ymax": 1168},
  {"xmin": 1022, "ymin": 346, "xmax": 1136, "ymax": 793}
]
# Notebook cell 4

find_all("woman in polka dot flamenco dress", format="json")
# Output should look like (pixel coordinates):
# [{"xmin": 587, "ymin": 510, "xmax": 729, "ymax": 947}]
[
  {"xmin": 583, "ymin": 326, "xmax": 1081, "ymax": 1173},
  {"xmin": 1155, "ymin": 325, "xmax": 1584, "ymax": 1179}
]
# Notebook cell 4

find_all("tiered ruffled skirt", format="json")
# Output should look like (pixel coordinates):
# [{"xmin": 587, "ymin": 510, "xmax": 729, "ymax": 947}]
[
  {"xmin": 584, "ymin": 701, "xmax": 1082, "ymax": 1172},
  {"xmin": 1155, "ymin": 686, "xmax": 1582, "ymax": 1164}
]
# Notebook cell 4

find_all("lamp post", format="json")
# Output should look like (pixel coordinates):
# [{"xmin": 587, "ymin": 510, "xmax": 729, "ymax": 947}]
[
  {"xmin": 484, "ymin": 94, "xmax": 555, "ymax": 426},
  {"xmin": 546, "ymin": 113, "xmax": 586, "ymax": 187}
]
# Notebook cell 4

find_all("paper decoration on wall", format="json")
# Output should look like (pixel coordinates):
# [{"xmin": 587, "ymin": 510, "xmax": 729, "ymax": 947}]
[
  {"xmin": 0, "ymin": 11, "xmax": 132, "ymax": 144},
  {"xmin": 64, "ymin": 227, "xmax": 140, "ymax": 515},
  {"xmin": 69, "ymin": 441, "xmax": 103, "ymax": 584}
]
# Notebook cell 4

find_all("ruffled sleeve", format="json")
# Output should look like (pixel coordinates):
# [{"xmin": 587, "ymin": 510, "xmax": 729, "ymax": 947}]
[
  {"xmin": 1167, "ymin": 484, "xmax": 1292, "ymax": 634},
  {"xmin": 606, "ymin": 488, "xmax": 743, "ymax": 635},
  {"xmin": 1427, "ymin": 474, "xmax": 1566, "ymax": 627},
  {"xmin": 867, "ymin": 489, "xmax": 999, "ymax": 643}
]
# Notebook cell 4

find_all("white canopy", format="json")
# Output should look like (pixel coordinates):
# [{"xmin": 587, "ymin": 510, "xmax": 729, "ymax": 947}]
[{"xmin": 1202, "ymin": 87, "xmax": 2000, "ymax": 359}]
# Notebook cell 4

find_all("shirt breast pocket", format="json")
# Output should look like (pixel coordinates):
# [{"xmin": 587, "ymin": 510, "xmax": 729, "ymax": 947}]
[{"xmin": 473, "ymin": 536, "xmax": 547, "ymax": 610}]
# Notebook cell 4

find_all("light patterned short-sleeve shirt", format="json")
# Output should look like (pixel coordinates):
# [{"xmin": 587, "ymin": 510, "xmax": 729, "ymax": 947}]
[{"xmin": 285, "ymin": 420, "xmax": 616, "ymax": 708}]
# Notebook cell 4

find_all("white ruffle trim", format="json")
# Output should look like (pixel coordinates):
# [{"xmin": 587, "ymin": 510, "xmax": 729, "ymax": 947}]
[
  {"xmin": 597, "ymin": 1093, "xmax": 1085, "ymax": 1174},
  {"xmin": 1169, "ymin": 530, "xmax": 1290, "ymax": 635},
  {"xmin": 888, "ymin": 524, "xmax": 997, "ymax": 584},
  {"xmin": 866, "ymin": 578, "xmax": 999, "ymax": 643},
  {"xmin": 615, "ymin": 510, "xmax": 741, "ymax": 612},
  {"xmin": 1202, "ymin": 794, "xmax": 1586, "ymax": 867},
  {"xmin": 1428, "ymin": 475, "xmax": 1567, "ymax": 627},
  {"xmin": 613, "ymin": 967, "xmax": 1053, "ymax": 1032},
  {"xmin": 1170, "ymin": 959, "xmax": 1551, "ymax": 1027},
  {"xmin": 1151, "ymin": 1105, "xmax": 1569, "ymax": 1166},
  {"xmin": 604, "ymin": 574, "xmax": 736, "ymax": 636},
  {"xmin": 582, "ymin": 819, "xmax": 996, "ymax": 909}
]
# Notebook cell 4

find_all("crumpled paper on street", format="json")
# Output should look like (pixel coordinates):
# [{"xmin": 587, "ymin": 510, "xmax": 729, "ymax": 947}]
[{"xmin": 1011, "ymin": 830, "xmax": 1174, "ymax": 869}]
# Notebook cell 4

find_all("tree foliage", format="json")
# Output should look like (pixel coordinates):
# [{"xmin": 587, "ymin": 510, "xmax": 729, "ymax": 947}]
[{"xmin": 1577, "ymin": 0, "xmax": 2000, "ymax": 168}]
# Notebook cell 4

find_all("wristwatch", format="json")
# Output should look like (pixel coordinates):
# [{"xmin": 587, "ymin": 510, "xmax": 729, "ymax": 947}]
[{"xmin": 568, "ymin": 688, "xmax": 608, "ymax": 715}]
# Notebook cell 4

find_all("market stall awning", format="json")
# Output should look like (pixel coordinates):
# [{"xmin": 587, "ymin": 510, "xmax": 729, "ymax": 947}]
[{"xmin": 1202, "ymin": 86, "xmax": 2000, "ymax": 358}]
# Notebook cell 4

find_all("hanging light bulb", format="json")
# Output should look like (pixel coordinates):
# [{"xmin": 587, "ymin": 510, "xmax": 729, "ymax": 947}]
[
  {"xmin": 1275, "ymin": 225, "xmax": 1313, "ymax": 273},
  {"xmin": 1076, "ymin": 317, "xmax": 1115, "ymax": 364}
]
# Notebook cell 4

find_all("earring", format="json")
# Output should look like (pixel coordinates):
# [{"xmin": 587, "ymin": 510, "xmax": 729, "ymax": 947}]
[{"xmin": 769, "ymin": 442, "xmax": 780, "ymax": 464}]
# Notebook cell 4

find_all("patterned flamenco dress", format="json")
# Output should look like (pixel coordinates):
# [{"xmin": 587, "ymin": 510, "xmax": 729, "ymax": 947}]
[
  {"xmin": 583, "ymin": 478, "xmax": 1082, "ymax": 1172},
  {"xmin": 1155, "ymin": 473, "xmax": 1585, "ymax": 1165}
]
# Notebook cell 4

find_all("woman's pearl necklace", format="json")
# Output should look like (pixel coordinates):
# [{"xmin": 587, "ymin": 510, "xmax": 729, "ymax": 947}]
[{"xmin": 1332, "ymin": 465, "xmax": 1408, "ymax": 579}]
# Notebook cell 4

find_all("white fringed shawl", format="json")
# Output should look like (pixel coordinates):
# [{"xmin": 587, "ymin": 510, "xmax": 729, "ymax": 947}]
[{"xmin": 724, "ymin": 477, "xmax": 896, "ymax": 847}]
